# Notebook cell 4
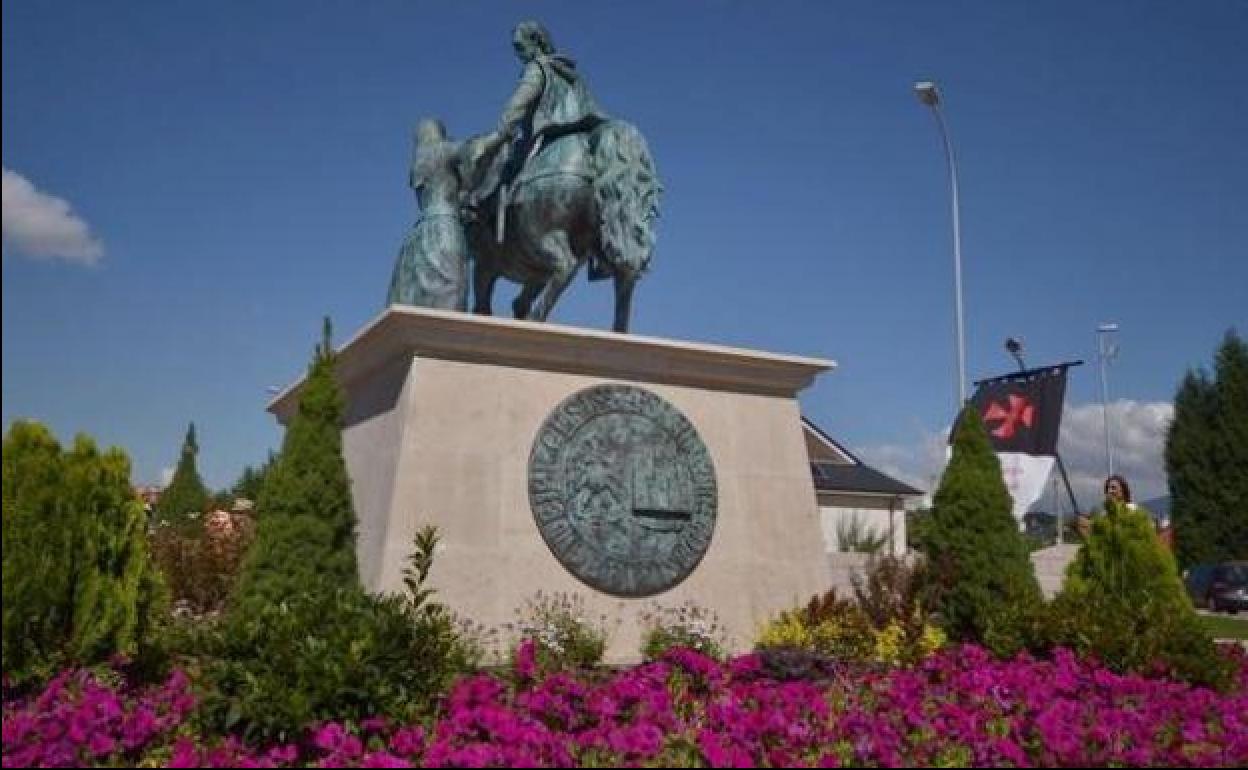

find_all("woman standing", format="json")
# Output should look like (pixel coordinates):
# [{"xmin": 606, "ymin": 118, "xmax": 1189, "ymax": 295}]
[{"xmin": 387, "ymin": 119, "xmax": 473, "ymax": 311}]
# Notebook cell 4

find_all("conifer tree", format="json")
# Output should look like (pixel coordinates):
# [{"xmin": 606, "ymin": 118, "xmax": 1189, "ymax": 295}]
[
  {"xmin": 1052, "ymin": 498, "xmax": 1229, "ymax": 688},
  {"xmin": 2, "ymin": 422, "xmax": 165, "ymax": 682},
  {"xmin": 154, "ymin": 422, "xmax": 209, "ymax": 526},
  {"xmin": 64, "ymin": 436, "xmax": 166, "ymax": 662},
  {"xmin": 918, "ymin": 407, "xmax": 1042, "ymax": 652},
  {"xmin": 1211, "ymin": 330, "xmax": 1248, "ymax": 559},
  {"xmin": 235, "ymin": 318, "xmax": 359, "ymax": 611},
  {"xmin": 230, "ymin": 451, "xmax": 277, "ymax": 504},
  {"xmin": 1166, "ymin": 329, "xmax": 1248, "ymax": 567},
  {"xmin": 2, "ymin": 422, "xmax": 75, "ymax": 677}
]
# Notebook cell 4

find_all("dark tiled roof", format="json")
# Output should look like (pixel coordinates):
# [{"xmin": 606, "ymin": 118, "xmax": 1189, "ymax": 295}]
[
  {"xmin": 801, "ymin": 417, "xmax": 861, "ymax": 464},
  {"xmin": 811, "ymin": 462, "xmax": 923, "ymax": 497}
]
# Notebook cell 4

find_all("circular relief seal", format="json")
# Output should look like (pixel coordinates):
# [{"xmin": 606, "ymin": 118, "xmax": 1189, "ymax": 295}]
[{"xmin": 528, "ymin": 384, "xmax": 718, "ymax": 597}]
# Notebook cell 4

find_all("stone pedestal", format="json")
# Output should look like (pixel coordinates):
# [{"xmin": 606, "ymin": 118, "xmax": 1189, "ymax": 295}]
[{"xmin": 269, "ymin": 306, "xmax": 835, "ymax": 662}]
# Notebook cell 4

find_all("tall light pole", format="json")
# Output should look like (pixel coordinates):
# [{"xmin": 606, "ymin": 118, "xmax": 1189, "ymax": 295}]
[
  {"xmin": 914, "ymin": 80, "xmax": 967, "ymax": 408},
  {"xmin": 1097, "ymin": 322, "xmax": 1120, "ymax": 477}
]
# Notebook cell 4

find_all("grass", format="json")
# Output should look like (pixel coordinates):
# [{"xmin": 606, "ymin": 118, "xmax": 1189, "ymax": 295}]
[{"xmin": 1200, "ymin": 613, "xmax": 1248, "ymax": 640}]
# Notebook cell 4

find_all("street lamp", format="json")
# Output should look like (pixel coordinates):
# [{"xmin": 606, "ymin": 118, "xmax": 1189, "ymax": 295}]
[
  {"xmin": 1005, "ymin": 337, "xmax": 1026, "ymax": 371},
  {"xmin": 1097, "ymin": 323, "xmax": 1120, "ymax": 477},
  {"xmin": 914, "ymin": 80, "xmax": 967, "ymax": 408}
]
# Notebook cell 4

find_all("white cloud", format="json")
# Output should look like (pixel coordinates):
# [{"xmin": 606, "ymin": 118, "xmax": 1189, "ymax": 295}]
[
  {"xmin": 853, "ymin": 399, "xmax": 1173, "ymax": 512},
  {"xmin": 855, "ymin": 427, "xmax": 949, "ymax": 498},
  {"xmin": 2, "ymin": 167, "xmax": 103, "ymax": 265},
  {"xmin": 160, "ymin": 466, "xmax": 175, "ymax": 488},
  {"xmin": 1055, "ymin": 400, "xmax": 1173, "ymax": 507}
]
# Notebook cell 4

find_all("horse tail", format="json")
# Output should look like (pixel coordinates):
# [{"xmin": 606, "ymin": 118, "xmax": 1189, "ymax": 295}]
[{"xmin": 590, "ymin": 120, "xmax": 663, "ymax": 277}]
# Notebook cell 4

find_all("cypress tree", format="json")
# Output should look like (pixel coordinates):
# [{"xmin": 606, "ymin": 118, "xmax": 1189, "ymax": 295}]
[
  {"xmin": 1211, "ymin": 330, "xmax": 1248, "ymax": 560},
  {"xmin": 919, "ymin": 407, "xmax": 1042, "ymax": 652},
  {"xmin": 2, "ymin": 422, "xmax": 75, "ymax": 678},
  {"xmin": 1166, "ymin": 370, "xmax": 1220, "ymax": 567},
  {"xmin": 64, "ymin": 436, "xmax": 166, "ymax": 662},
  {"xmin": 154, "ymin": 422, "xmax": 209, "ymax": 526},
  {"xmin": 1166, "ymin": 329, "xmax": 1248, "ymax": 567},
  {"xmin": 230, "ymin": 451, "xmax": 277, "ymax": 504},
  {"xmin": 235, "ymin": 318, "xmax": 359, "ymax": 611},
  {"xmin": 1052, "ymin": 498, "xmax": 1229, "ymax": 688},
  {"xmin": 1, "ymin": 422, "xmax": 166, "ymax": 683}
]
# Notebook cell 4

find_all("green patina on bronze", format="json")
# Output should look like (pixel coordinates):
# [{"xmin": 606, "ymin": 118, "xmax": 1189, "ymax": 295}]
[
  {"xmin": 389, "ymin": 20, "xmax": 662, "ymax": 333},
  {"xmin": 528, "ymin": 385, "xmax": 717, "ymax": 597}
]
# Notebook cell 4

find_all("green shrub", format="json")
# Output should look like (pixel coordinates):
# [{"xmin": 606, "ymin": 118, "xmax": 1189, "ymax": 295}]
[
  {"xmin": 235, "ymin": 319, "xmax": 359, "ymax": 612},
  {"xmin": 756, "ymin": 582, "xmax": 945, "ymax": 668},
  {"xmin": 508, "ymin": 591, "xmax": 612, "ymax": 670},
  {"xmin": 852, "ymin": 554, "xmax": 946, "ymax": 666},
  {"xmin": 638, "ymin": 601, "xmax": 726, "ymax": 661},
  {"xmin": 756, "ymin": 590, "xmax": 876, "ymax": 662},
  {"xmin": 199, "ymin": 529, "xmax": 472, "ymax": 743},
  {"xmin": 917, "ymin": 408, "xmax": 1043, "ymax": 655},
  {"xmin": 2, "ymin": 422, "xmax": 166, "ymax": 686},
  {"xmin": 3, "ymin": 421, "xmax": 76, "ymax": 682},
  {"xmin": 1049, "ymin": 499, "xmax": 1233, "ymax": 689}
]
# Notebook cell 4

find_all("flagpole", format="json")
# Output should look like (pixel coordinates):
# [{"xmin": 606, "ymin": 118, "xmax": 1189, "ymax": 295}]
[
  {"xmin": 1053, "ymin": 472, "xmax": 1063, "ymax": 545},
  {"xmin": 1054, "ymin": 454, "xmax": 1081, "ymax": 536}
]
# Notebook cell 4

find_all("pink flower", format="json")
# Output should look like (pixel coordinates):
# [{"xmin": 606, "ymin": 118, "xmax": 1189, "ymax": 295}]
[
  {"xmin": 312, "ymin": 721, "xmax": 348, "ymax": 752},
  {"xmin": 168, "ymin": 737, "xmax": 200, "ymax": 768},
  {"xmin": 514, "ymin": 637, "xmax": 539, "ymax": 683},
  {"xmin": 360, "ymin": 750, "xmax": 412, "ymax": 768},
  {"xmin": 389, "ymin": 725, "xmax": 426, "ymax": 757}
]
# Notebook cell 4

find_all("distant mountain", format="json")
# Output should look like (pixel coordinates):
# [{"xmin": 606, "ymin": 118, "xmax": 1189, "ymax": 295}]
[{"xmin": 1141, "ymin": 496, "xmax": 1171, "ymax": 519}]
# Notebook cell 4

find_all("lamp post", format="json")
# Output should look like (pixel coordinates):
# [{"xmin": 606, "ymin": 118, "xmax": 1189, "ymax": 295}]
[
  {"xmin": 1097, "ymin": 323, "xmax": 1120, "ymax": 477},
  {"xmin": 1005, "ymin": 337, "xmax": 1026, "ymax": 372},
  {"xmin": 915, "ymin": 80, "xmax": 967, "ymax": 408}
]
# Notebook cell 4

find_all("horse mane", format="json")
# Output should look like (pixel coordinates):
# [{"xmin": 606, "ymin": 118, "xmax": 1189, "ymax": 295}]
[{"xmin": 591, "ymin": 121, "xmax": 662, "ymax": 276}]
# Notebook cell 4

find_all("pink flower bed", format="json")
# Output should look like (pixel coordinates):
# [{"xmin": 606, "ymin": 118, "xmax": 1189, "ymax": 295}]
[{"xmin": 5, "ymin": 642, "xmax": 1247, "ymax": 767}]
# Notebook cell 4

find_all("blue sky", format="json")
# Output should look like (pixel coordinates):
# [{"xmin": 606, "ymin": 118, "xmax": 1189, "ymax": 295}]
[{"xmin": 3, "ymin": 1, "xmax": 1245, "ymax": 501}]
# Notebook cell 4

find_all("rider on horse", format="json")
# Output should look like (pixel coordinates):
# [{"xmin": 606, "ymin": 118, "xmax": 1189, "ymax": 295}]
[{"xmin": 479, "ymin": 21, "xmax": 614, "ymax": 278}]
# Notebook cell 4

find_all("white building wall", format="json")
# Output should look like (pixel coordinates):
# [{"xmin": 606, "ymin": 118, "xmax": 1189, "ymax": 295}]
[{"xmin": 818, "ymin": 498, "xmax": 908, "ymax": 558}]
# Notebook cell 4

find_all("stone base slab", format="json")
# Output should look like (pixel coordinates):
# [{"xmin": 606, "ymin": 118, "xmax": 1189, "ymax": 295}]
[{"xmin": 270, "ymin": 307, "xmax": 835, "ymax": 662}]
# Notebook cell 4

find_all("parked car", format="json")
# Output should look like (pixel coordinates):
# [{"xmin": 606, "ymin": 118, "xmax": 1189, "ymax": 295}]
[
  {"xmin": 1208, "ymin": 561, "xmax": 1248, "ymax": 614},
  {"xmin": 1185, "ymin": 561, "xmax": 1248, "ymax": 613},
  {"xmin": 1185, "ymin": 564, "xmax": 1216, "ymax": 608}
]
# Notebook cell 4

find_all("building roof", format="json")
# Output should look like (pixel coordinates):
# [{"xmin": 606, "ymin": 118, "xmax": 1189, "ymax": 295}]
[
  {"xmin": 810, "ymin": 462, "xmax": 923, "ymax": 497},
  {"xmin": 801, "ymin": 416, "xmax": 859, "ymax": 464}
]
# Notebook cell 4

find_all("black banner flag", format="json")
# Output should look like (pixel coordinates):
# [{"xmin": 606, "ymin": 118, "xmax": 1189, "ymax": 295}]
[{"xmin": 960, "ymin": 364, "xmax": 1073, "ymax": 522}]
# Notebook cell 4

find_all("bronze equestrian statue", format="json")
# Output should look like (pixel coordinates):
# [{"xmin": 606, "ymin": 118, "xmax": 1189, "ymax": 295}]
[{"xmin": 388, "ymin": 21, "xmax": 662, "ymax": 333}]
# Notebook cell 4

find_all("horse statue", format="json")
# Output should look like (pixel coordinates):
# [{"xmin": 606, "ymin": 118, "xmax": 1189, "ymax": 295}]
[
  {"xmin": 388, "ymin": 21, "xmax": 662, "ymax": 333},
  {"xmin": 462, "ymin": 119, "xmax": 661, "ymax": 334}
]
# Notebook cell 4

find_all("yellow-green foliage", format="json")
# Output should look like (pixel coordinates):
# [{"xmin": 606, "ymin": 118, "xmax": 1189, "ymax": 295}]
[
  {"xmin": 755, "ymin": 592, "xmax": 945, "ymax": 667},
  {"xmin": 2, "ymin": 421, "xmax": 165, "ymax": 683},
  {"xmin": 1050, "ymin": 498, "xmax": 1232, "ymax": 688},
  {"xmin": 872, "ymin": 620, "xmax": 946, "ymax": 667},
  {"xmin": 757, "ymin": 612, "xmax": 819, "ymax": 650}
]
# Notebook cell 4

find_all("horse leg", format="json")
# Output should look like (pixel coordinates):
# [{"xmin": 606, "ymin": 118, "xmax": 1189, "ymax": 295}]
[
  {"xmin": 612, "ymin": 271, "xmax": 637, "ymax": 333},
  {"xmin": 472, "ymin": 263, "xmax": 498, "ymax": 316},
  {"xmin": 512, "ymin": 282, "xmax": 543, "ymax": 320},
  {"xmin": 531, "ymin": 232, "xmax": 580, "ymax": 323}
]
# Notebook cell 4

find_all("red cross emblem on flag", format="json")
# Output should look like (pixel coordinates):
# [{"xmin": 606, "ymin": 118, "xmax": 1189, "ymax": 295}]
[{"xmin": 983, "ymin": 394, "xmax": 1035, "ymax": 439}]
